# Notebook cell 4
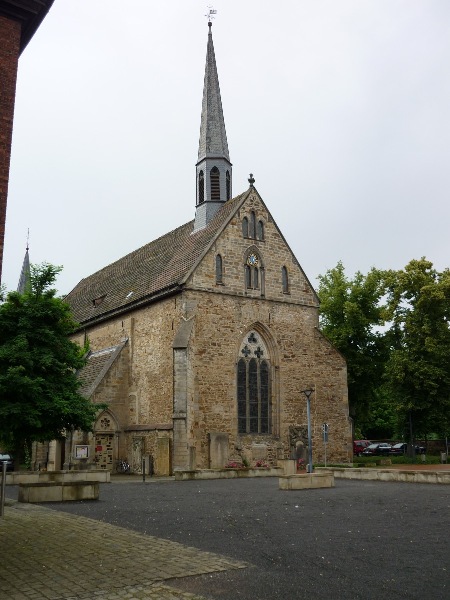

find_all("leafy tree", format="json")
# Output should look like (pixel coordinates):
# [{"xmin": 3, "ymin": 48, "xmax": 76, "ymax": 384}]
[
  {"xmin": 361, "ymin": 385, "xmax": 398, "ymax": 440},
  {"xmin": 0, "ymin": 264, "xmax": 103, "ymax": 466},
  {"xmin": 317, "ymin": 261, "xmax": 387, "ymax": 429},
  {"xmin": 384, "ymin": 258, "xmax": 450, "ymax": 442}
]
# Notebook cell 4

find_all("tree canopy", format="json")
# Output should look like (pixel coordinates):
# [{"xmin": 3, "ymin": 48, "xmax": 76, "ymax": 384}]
[
  {"xmin": 318, "ymin": 258, "xmax": 450, "ymax": 441},
  {"xmin": 0, "ymin": 264, "xmax": 102, "ymax": 460},
  {"xmin": 317, "ymin": 261, "xmax": 387, "ymax": 424},
  {"xmin": 384, "ymin": 259, "xmax": 450, "ymax": 438}
]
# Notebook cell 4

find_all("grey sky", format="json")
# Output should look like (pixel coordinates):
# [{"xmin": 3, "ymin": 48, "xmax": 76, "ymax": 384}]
[{"xmin": 3, "ymin": 0, "xmax": 450, "ymax": 295}]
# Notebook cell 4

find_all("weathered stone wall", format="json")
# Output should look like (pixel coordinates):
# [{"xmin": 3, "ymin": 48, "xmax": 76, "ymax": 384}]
[
  {"xmin": 190, "ymin": 191, "xmax": 318, "ymax": 308},
  {"xmin": 181, "ymin": 289, "xmax": 351, "ymax": 468},
  {"xmin": 182, "ymin": 190, "xmax": 351, "ymax": 467},
  {"xmin": 69, "ymin": 191, "xmax": 351, "ymax": 471},
  {"xmin": 74, "ymin": 296, "xmax": 182, "ymax": 427}
]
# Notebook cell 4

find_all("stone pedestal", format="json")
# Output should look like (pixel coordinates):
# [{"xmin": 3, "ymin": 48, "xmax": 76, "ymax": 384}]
[
  {"xmin": 279, "ymin": 472, "xmax": 335, "ymax": 490},
  {"xmin": 208, "ymin": 432, "xmax": 229, "ymax": 469},
  {"xmin": 277, "ymin": 459, "xmax": 297, "ymax": 475}
]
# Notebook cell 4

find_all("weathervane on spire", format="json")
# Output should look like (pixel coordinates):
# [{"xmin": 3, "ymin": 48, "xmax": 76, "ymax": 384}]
[
  {"xmin": 26, "ymin": 227, "xmax": 30, "ymax": 251},
  {"xmin": 205, "ymin": 6, "xmax": 217, "ymax": 26}
]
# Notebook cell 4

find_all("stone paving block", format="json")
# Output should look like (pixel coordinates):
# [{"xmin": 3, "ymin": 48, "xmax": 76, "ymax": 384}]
[{"xmin": 0, "ymin": 502, "xmax": 246, "ymax": 599}]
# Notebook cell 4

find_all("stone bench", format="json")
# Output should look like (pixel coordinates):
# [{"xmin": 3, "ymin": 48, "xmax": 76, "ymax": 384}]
[
  {"xmin": 4, "ymin": 469, "xmax": 110, "ymax": 486},
  {"xmin": 18, "ymin": 480, "xmax": 99, "ymax": 503},
  {"xmin": 279, "ymin": 472, "xmax": 335, "ymax": 490}
]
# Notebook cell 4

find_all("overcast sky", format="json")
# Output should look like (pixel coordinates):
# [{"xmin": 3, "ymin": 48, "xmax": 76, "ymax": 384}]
[{"xmin": 3, "ymin": 0, "xmax": 450, "ymax": 295}]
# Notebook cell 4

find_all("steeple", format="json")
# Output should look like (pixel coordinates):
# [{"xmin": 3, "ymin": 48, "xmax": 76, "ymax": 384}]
[
  {"xmin": 17, "ymin": 239, "xmax": 30, "ymax": 293},
  {"xmin": 194, "ymin": 20, "xmax": 232, "ymax": 231}
]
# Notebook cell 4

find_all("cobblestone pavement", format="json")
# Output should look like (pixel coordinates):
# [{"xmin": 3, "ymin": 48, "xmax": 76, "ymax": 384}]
[{"xmin": 0, "ymin": 500, "xmax": 247, "ymax": 600}]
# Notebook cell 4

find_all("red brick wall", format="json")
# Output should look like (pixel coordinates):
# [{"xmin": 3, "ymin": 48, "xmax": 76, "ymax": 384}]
[{"xmin": 0, "ymin": 15, "xmax": 21, "ymax": 283}]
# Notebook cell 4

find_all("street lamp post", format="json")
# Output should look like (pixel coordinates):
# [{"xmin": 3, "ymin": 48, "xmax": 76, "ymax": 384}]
[{"xmin": 301, "ymin": 388, "xmax": 315, "ymax": 473}]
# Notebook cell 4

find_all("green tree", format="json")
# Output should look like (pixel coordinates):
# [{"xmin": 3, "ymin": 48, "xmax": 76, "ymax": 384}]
[
  {"xmin": 384, "ymin": 258, "xmax": 450, "ymax": 441},
  {"xmin": 317, "ymin": 261, "xmax": 387, "ymax": 429},
  {"xmin": 0, "ymin": 264, "xmax": 103, "ymax": 466}
]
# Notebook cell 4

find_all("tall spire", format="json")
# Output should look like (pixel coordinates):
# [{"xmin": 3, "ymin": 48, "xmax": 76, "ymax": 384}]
[
  {"xmin": 197, "ymin": 21, "xmax": 230, "ymax": 163},
  {"xmin": 194, "ymin": 19, "xmax": 232, "ymax": 232},
  {"xmin": 17, "ymin": 237, "xmax": 30, "ymax": 294}
]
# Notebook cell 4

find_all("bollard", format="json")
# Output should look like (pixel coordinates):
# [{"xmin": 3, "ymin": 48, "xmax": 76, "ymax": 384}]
[{"xmin": 142, "ymin": 458, "xmax": 146, "ymax": 482}]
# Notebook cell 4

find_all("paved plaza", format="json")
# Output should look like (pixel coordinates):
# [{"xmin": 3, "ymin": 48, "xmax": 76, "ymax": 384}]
[
  {"xmin": 1, "ymin": 475, "xmax": 449, "ymax": 599},
  {"xmin": 0, "ymin": 498, "xmax": 244, "ymax": 599}
]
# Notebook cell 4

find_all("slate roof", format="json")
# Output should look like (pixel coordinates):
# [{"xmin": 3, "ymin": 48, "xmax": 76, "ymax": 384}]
[
  {"xmin": 77, "ymin": 343, "xmax": 126, "ymax": 399},
  {"xmin": 65, "ymin": 192, "xmax": 248, "ymax": 327},
  {"xmin": 197, "ymin": 22, "xmax": 230, "ymax": 163},
  {"xmin": 17, "ymin": 246, "xmax": 30, "ymax": 293}
]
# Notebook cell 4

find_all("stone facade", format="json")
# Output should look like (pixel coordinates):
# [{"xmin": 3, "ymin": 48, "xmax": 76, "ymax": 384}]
[{"xmin": 64, "ymin": 189, "xmax": 352, "ymax": 474}]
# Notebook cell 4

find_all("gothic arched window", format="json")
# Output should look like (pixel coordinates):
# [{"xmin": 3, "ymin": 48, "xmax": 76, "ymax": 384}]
[
  {"xmin": 242, "ymin": 217, "xmax": 249, "ymax": 238},
  {"xmin": 216, "ymin": 254, "xmax": 223, "ymax": 284},
  {"xmin": 257, "ymin": 220, "xmax": 265, "ymax": 241},
  {"xmin": 198, "ymin": 170, "xmax": 205, "ymax": 204},
  {"xmin": 237, "ymin": 331, "xmax": 270, "ymax": 434},
  {"xmin": 244, "ymin": 251, "xmax": 263, "ymax": 292},
  {"xmin": 249, "ymin": 211, "xmax": 256, "ymax": 239},
  {"xmin": 226, "ymin": 170, "xmax": 231, "ymax": 200},
  {"xmin": 210, "ymin": 166, "xmax": 220, "ymax": 201},
  {"xmin": 282, "ymin": 266, "xmax": 289, "ymax": 293}
]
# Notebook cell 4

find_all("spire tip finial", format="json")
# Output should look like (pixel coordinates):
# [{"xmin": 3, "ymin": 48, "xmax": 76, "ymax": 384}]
[
  {"xmin": 205, "ymin": 6, "xmax": 217, "ymax": 30},
  {"xmin": 248, "ymin": 173, "xmax": 255, "ymax": 188}
]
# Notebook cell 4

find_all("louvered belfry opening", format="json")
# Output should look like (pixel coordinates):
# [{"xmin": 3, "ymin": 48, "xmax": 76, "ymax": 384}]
[{"xmin": 210, "ymin": 166, "xmax": 220, "ymax": 200}]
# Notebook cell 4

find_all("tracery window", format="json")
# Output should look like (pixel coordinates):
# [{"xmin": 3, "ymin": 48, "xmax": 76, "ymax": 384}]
[
  {"xmin": 245, "ymin": 252, "xmax": 260, "ymax": 290},
  {"xmin": 237, "ymin": 331, "xmax": 270, "ymax": 434},
  {"xmin": 210, "ymin": 166, "xmax": 220, "ymax": 201},
  {"xmin": 198, "ymin": 170, "xmax": 205, "ymax": 204}
]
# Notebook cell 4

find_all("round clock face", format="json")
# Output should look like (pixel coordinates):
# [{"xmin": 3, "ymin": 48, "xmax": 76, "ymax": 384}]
[{"xmin": 247, "ymin": 253, "xmax": 258, "ymax": 266}]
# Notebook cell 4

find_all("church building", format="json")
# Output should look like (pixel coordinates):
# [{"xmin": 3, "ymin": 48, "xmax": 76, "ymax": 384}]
[{"xmin": 46, "ymin": 22, "xmax": 351, "ymax": 474}]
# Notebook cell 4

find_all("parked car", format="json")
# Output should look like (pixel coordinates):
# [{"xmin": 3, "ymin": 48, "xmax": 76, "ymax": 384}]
[
  {"xmin": 362, "ymin": 443, "xmax": 392, "ymax": 456},
  {"xmin": 390, "ymin": 443, "xmax": 425, "ymax": 455},
  {"xmin": 353, "ymin": 440, "xmax": 372, "ymax": 456},
  {"xmin": 0, "ymin": 453, "xmax": 14, "ymax": 471}
]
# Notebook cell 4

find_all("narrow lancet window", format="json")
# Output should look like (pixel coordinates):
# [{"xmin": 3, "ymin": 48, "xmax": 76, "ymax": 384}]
[
  {"xmin": 216, "ymin": 254, "xmax": 223, "ymax": 284},
  {"xmin": 282, "ymin": 266, "xmax": 289, "ymax": 293},
  {"xmin": 226, "ymin": 170, "xmax": 231, "ymax": 200},
  {"xmin": 198, "ymin": 170, "xmax": 205, "ymax": 204},
  {"xmin": 245, "ymin": 265, "xmax": 252, "ymax": 289},
  {"xmin": 242, "ymin": 217, "xmax": 249, "ymax": 238},
  {"xmin": 257, "ymin": 220, "xmax": 264, "ymax": 241},
  {"xmin": 250, "ymin": 211, "xmax": 256, "ymax": 239}
]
